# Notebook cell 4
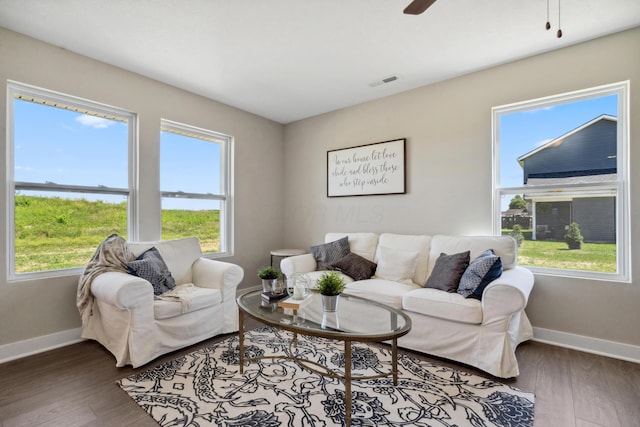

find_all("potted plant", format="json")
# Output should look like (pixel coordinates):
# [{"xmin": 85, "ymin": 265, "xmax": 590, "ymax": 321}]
[
  {"xmin": 316, "ymin": 271, "xmax": 345, "ymax": 312},
  {"xmin": 258, "ymin": 265, "xmax": 280, "ymax": 293}
]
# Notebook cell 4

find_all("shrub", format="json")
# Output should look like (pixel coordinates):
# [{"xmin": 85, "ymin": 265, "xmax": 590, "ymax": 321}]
[
  {"xmin": 565, "ymin": 222, "xmax": 584, "ymax": 250},
  {"xmin": 510, "ymin": 224, "xmax": 524, "ymax": 248}
]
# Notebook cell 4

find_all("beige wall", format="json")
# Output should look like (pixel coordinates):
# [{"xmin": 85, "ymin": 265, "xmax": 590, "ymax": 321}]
[
  {"xmin": 283, "ymin": 27, "xmax": 640, "ymax": 348},
  {"xmin": 1, "ymin": 25, "xmax": 639, "ymax": 357},
  {"xmin": 0, "ymin": 28, "xmax": 285, "ymax": 347}
]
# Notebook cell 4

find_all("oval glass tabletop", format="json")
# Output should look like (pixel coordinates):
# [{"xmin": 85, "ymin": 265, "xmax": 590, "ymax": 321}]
[{"xmin": 237, "ymin": 287, "xmax": 411, "ymax": 341}]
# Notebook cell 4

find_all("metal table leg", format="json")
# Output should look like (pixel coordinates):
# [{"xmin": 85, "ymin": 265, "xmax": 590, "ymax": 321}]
[{"xmin": 239, "ymin": 310, "xmax": 245, "ymax": 374}]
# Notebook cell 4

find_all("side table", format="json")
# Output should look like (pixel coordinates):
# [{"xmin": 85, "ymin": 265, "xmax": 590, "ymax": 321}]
[{"xmin": 270, "ymin": 248, "xmax": 307, "ymax": 267}]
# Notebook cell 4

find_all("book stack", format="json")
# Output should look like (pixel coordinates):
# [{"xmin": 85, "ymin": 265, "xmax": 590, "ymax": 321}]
[{"xmin": 261, "ymin": 291, "xmax": 288, "ymax": 303}]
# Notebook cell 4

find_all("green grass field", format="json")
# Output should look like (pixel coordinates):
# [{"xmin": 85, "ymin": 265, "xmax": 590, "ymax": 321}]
[
  {"xmin": 14, "ymin": 195, "xmax": 219, "ymax": 273},
  {"xmin": 517, "ymin": 239, "xmax": 616, "ymax": 272},
  {"xmin": 14, "ymin": 195, "xmax": 617, "ymax": 274}
]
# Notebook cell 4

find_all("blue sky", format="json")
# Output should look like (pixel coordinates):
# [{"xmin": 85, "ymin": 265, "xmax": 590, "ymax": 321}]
[
  {"xmin": 15, "ymin": 94, "xmax": 616, "ymax": 212},
  {"xmin": 14, "ymin": 99, "xmax": 221, "ymax": 210},
  {"xmin": 499, "ymin": 94, "xmax": 618, "ymax": 190}
]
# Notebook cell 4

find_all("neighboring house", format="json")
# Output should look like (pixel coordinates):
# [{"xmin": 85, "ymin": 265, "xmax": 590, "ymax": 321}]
[{"xmin": 517, "ymin": 115, "xmax": 617, "ymax": 243}]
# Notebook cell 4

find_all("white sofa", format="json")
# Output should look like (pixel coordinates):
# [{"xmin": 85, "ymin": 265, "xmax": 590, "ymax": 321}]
[
  {"xmin": 80, "ymin": 237, "xmax": 244, "ymax": 367},
  {"xmin": 281, "ymin": 232, "xmax": 534, "ymax": 378}
]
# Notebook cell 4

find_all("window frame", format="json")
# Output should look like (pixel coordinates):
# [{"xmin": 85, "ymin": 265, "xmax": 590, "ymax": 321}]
[
  {"xmin": 160, "ymin": 119, "xmax": 234, "ymax": 258},
  {"xmin": 491, "ymin": 81, "xmax": 630, "ymax": 282},
  {"xmin": 6, "ymin": 81, "xmax": 138, "ymax": 281}
]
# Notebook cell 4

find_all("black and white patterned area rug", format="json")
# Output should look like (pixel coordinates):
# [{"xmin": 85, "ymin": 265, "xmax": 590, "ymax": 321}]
[{"xmin": 118, "ymin": 326, "xmax": 534, "ymax": 426}]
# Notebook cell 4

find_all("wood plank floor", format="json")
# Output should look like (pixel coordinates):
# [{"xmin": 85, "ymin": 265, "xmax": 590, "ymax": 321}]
[{"xmin": 1, "ymin": 324, "xmax": 639, "ymax": 427}]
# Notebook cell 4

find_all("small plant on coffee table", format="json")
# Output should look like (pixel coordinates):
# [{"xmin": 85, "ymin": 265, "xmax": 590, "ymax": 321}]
[
  {"xmin": 316, "ymin": 271, "xmax": 345, "ymax": 296},
  {"xmin": 257, "ymin": 265, "xmax": 279, "ymax": 280}
]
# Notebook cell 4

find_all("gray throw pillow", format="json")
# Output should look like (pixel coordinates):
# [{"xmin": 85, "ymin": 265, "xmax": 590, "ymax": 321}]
[
  {"xmin": 458, "ymin": 249, "xmax": 503, "ymax": 300},
  {"xmin": 424, "ymin": 251, "xmax": 470, "ymax": 292},
  {"xmin": 310, "ymin": 236, "xmax": 350, "ymax": 270},
  {"xmin": 127, "ymin": 247, "xmax": 176, "ymax": 296},
  {"xmin": 330, "ymin": 252, "xmax": 377, "ymax": 281}
]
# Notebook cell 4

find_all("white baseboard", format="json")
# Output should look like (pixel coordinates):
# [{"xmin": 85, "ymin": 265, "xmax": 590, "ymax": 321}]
[
  {"xmin": 2, "ymin": 326, "xmax": 638, "ymax": 366},
  {"xmin": 532, "ymin": 327, "xmax": 640, "ymax": 364},
  {"xmin": 0, "ymin": 328, "xmax": 84, "ymax": 364}
]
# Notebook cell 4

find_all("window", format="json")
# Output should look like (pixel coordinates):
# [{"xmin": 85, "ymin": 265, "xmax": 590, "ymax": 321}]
[
  {"xmin": 160, "ymin": 120, "xmax": 232, "ymax": 256},
  {"xmin": 492, "ymin": 82, "xmax": 630, "ymax": 282},
  {"xmin": 7, "ymin": 81, "xmax": 136, "ymax": 279}
]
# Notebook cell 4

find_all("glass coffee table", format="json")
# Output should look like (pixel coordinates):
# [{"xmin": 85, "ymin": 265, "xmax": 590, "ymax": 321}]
[{"xmin": 236, "ymin": 287, "xmax": 411, "ymax": 426}]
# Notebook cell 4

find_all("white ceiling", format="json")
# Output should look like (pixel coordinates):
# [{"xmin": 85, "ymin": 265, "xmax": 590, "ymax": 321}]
[{"xmin": 1, "ymin": 0, "xmax": 639, "ymax": 124}]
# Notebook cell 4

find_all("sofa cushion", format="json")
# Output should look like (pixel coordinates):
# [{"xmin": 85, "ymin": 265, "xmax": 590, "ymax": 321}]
[
  {"xmin": 424, "ymin": 251, "xmax": 470, "ymax": 292},
  {"xmin": 374, "ymin": 246, "xmax": 419, "ymax": 285},
  {"xmin": 344, "ymin": 279, "xmax": 421, "ymax": 310},
  {"xmin": 457, "ymin": 249, "xmax": 503, "ymax": 299},
  {"xmin": 154, "ymin": 285, "xmax": 222, "ymax": 320},
  {"xmin": 325, "ymin": 232, "xmax": 379, "ymax": 261},
  {"xmin": 310, "ymin": 236, "xmax": 350, "ymax": 270},
  {"xmin": 428, "ymin": 235, "xmax": 517, "ymax": 273},
  {"xmin": 377, "ymin": 233, "xmax": 431, "ymax": 285},
  {"xmin": 330, "ymin": 252, "xmax": 377, "ymax": 281},
  {"xmin": 127, "ymin": 247, "xmax": 176, "ymax": 296},
  {"xmin": 402, "ymin": 288, "xmax": 483, "ymax": 324}
]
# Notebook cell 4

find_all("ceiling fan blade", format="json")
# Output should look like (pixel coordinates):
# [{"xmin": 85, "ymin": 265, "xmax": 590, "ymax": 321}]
[{"xmin": 403, "ymin": 0, "xmax": 438, "ymax": 15}]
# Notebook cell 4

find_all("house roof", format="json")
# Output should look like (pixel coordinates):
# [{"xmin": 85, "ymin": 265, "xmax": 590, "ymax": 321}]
[
  {"xmin": 517, "ymin": 115, "xmax": 617, "ymax": 166},
  {"xmin": 0, "ymin": 1, "xmax": 639, "ymax": 124}
]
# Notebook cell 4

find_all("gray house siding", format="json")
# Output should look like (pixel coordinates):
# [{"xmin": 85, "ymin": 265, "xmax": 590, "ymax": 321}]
[
  {"xmin": 522, "ymin": 118, "xmax": 617, "ymax": 184},
  {"xmin": 518, "ymin": 116, "xmax": 617, "ymax": 244},
  {"xmin": 572, "ymin": 197, "xmax": 616, "ymax": 242}
]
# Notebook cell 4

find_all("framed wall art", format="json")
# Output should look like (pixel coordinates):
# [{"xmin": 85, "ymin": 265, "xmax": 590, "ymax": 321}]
[{"xmin": 327, "ymin": 138, "xmax": 406, "ymax": 197}]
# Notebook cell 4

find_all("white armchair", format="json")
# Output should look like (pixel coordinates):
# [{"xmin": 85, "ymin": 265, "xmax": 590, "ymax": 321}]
[{"xmin": 80, "ymin": 237, "xmax": 244, "ymax": 368}]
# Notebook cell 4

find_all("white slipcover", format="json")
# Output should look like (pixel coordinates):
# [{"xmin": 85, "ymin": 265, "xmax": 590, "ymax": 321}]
[
  {"xmin": 281, "ymin": 232, "xmax": 534, "ymax": 378},
  {"xmin": 80, "ymin": 237, "xmax": 244, "ymax": 368}
]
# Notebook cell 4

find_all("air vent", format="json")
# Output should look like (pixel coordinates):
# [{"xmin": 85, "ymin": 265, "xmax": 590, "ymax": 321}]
[{"xmin": 369, "ymin": 75, "xmax": 399, "ymax": 87}]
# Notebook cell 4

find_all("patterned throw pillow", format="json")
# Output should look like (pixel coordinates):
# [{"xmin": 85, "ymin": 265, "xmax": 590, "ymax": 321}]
[
  {"xmin": 457, "ymin": 249, "xmax": 503, "ymax": 299},
  {"xmin": 310, "ymin": 236, "xmax": 350, "ymax": 271},
  {"xmin": 330, "ymin": 252, "xmax": 377, "ymax": 281},
  {"xmin": 127, "ymin": 247, "xmax": 176, "ymax": 296},
  {"xmin": 424, "ymin": 251, "xmax": 470, "ymax": 292}
]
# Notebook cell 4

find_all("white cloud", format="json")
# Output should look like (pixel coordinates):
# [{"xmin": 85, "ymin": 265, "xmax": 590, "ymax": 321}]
[{"xmin": 75, "ymin": 114, "xmax": 114, "ymax": 129}]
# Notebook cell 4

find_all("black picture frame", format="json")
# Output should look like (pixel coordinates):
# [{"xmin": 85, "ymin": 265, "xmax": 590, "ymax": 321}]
[{"xmin": 327, "ymin": 138, "xmax": 406, "ymax": 197}]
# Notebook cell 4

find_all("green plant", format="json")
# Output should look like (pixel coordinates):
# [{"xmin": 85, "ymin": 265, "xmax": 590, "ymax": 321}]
[
  {"xmin": 257, "ymin": 265, "xmax": 279, "ymax": 280},
  {"xmin": 510, "ymin": 224, "xmax": 524, "ymax": 248},
  {"xmin": 564, "ymin": 222, "xmax": 584, "ymax": 250},
  {"xmin": 316, "ymin": 271, "xmax": 345, "ymax": 296}
]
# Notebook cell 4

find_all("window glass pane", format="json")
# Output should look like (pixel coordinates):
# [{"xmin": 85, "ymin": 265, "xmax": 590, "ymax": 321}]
[
  {"xmin": 160, "ymin": 131, "xmax": 221, "ymax": 194},
  {"xmin": 500, "ymin": 193, "xmax": 617, "ymax": 273},
  {"xmin": 160, "ymin": 122, "xmax": 227, "ymax": 255},
  {"xmin": 499, "ymin": 95, "xmax": 618, "ymax": 188},
  {"xmin": 10, "ymin": 86, "xmax": 132, "ymax": 277},
  {"xmin": 14, "ymin": 191, "xmax": 127, "ymax": 273},
  {"xmin": 14, "ymin": 99, "xmax": 128, "ymax": 188},
  {"xmin": 161, "ymin": 198, "xmax": 221, "ymax": 253},
  {"xmin": 495, "ymin": 86, "xmax": 626, "ymax": 279}
]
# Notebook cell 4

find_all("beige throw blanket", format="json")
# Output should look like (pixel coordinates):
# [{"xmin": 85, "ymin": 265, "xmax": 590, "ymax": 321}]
[{"xmin": 77, "ymin": 234, "xmax": 133, "ymax": 327}]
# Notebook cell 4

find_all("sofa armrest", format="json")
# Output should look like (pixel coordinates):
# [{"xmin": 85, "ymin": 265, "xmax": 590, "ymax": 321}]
[
  {"xmin": 280, "ymin": 253, "xmax": 317, "ymax": 277},
  {"xmin": 481, "ymin": 266, "xmax": 534, "ymax": 324},
  {"xmin": 91, "ymin": 271, "xmax": 154, "ymax": 309},
  {"xmin": 192, "ymin": 258, "xmax": 244, "ymax": 333},
  {"xmin": 192, "ymin": 258, "xmax": 244, "ymax": 299}
]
